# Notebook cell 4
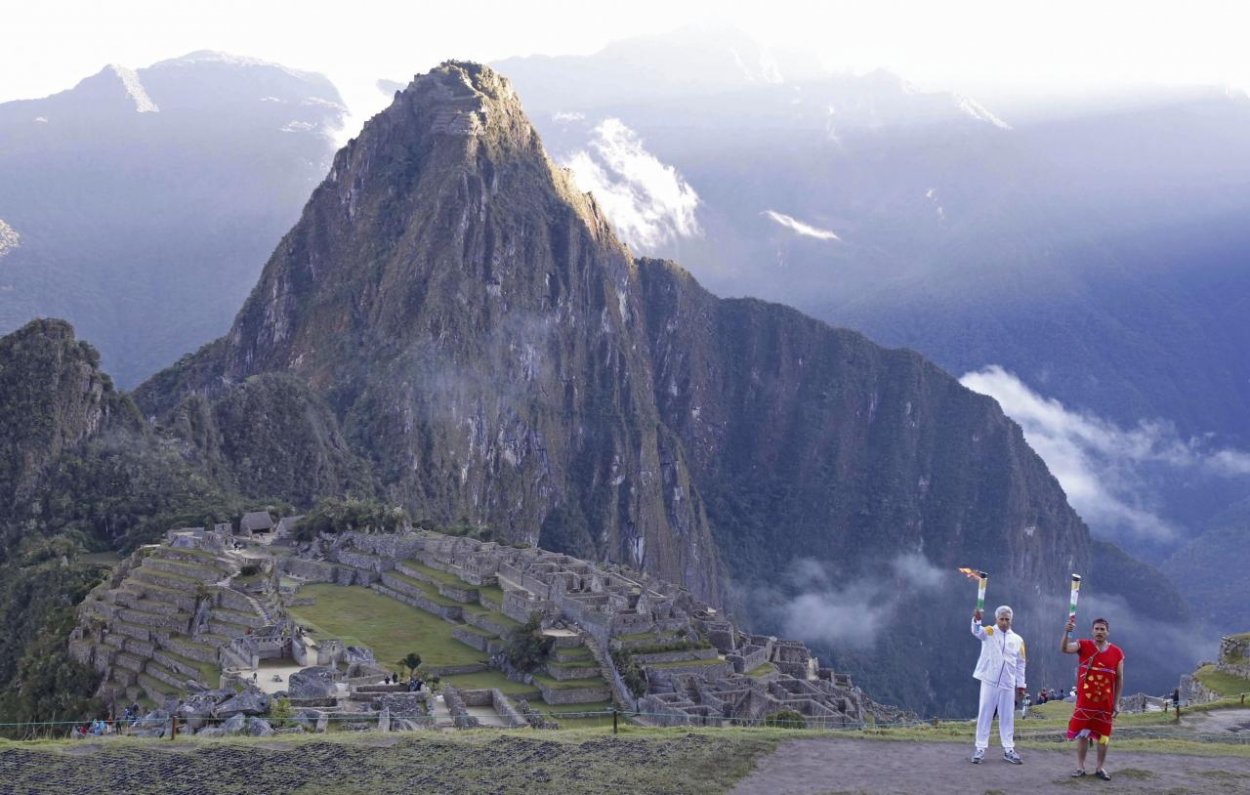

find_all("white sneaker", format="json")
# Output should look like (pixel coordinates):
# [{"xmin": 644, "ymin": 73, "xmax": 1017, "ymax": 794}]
[
  {"xmin": 971, "ymin": 748, "xmax": 985, "ymax": 764},
  {"xmin": 1003, "ymin": 749, "xmax": 1023, "ymax": 765}
]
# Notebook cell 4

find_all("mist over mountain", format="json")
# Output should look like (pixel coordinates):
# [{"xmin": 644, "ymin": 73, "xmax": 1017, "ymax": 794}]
[
  {"xmin": 0, "ymin": 51, "xmax": 345, "ymax": 387},
  {"xmin": 494, "ymin": 30, "xmax": 1250, "ymax": 632}
]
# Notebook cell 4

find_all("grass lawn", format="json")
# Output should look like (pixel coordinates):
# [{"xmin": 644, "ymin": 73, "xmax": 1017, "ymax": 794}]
[
  {"xmin": 441, "ymin": 669, "xmax": 539, "ymax": 697},
  {"xmin": 532, "ymin": 673, "xmax": 609, "ymax": 690},
  {"xmin": 401, "ymin": 560, "xmax": 475, "ymax": 589},
  {"xmin": 286, "ymin": 584, "xmax": 485, "ymax": 669},
  {"xmin": 543, "ymin": 700, "xmax": 617, "ymax": 729},
  {"xmin": 1195, "ymin": 664, "xmax": 1250, "ymax": 698},
  {"xmin": 747, "ymin": 663, "xmax": 776, "ymax": 678}
]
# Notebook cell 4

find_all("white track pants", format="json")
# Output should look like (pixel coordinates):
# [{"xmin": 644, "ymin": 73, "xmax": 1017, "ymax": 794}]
[{"xmin": 975, "ymin": 680, "xmax": 1016, "ymax": 750}]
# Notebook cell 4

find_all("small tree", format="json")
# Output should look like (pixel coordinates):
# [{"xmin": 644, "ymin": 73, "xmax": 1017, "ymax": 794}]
[
  {"xmin": 764, "ymin": 709, "xmax": 806, "ymax": 729},
  {"xmin": 505, "ymin": 613, "xmax": 553, "ymax": 673},
  {"xmin": 400, "ymin": 652, "xmax": 423, "ymax": 677},
  {"xmin": 269, "ymin": 697, "xmax": 293, "ymax": 728}
]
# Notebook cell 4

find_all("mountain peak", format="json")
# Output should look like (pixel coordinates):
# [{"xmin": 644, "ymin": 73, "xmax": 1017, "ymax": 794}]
[{"xmin": 186, "ymin": 60, "xmax": 625, "ymax": 386}]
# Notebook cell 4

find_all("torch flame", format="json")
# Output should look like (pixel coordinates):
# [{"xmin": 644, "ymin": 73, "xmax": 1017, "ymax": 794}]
[{"xmin": 958, "ymin": 567, "xmax": 984, "ymax": 581}]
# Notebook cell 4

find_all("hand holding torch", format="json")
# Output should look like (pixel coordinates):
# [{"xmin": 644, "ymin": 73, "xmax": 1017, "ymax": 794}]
[
  {"xmin": 959, "ymin": 568, "xmax": 988, "ymax": 619},
  {"xmin": 1068, "ymin": 574, "xmax": 1082, "ymax": 621}
]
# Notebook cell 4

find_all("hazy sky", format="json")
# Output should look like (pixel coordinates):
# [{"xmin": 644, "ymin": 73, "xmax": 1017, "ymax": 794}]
[{"xmin": 4, "ymin": 0, "xmax": 1247, "ymax": 126}]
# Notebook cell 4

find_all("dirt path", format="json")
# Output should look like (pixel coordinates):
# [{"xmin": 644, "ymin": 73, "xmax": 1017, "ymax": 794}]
[{"xmin": 728, "ymin": 738, "xmax": 1250, "ymax": 795}]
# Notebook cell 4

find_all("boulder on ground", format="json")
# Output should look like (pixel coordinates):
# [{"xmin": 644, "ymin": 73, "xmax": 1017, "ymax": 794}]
[
  {"xmin": 221, "ymin": 713, "xmax": 247, "ymax": 735},
  {"xmin": 288, "ymin": 666, "xmax": 340, "ymax": 699},
  {"xmin": 293, "ymin": 708, "xmax": 324, "ymax": 733},
  {"xmin": 214, "ymin": 688, "xmax": 270, "ymax": 718},
  {"xmin": 247, "ymin": 717, "xmax": 274, "ymax": 736}
]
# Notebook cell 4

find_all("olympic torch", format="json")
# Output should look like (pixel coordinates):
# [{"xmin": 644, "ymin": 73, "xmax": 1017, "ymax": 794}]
[
  {"xmin": 1069, "ymin": 574, "xmax": 1082, "ymax": 621},
  {"xmin": 959, "ymin": 568, "xmax": 988, "ymax": 614}
]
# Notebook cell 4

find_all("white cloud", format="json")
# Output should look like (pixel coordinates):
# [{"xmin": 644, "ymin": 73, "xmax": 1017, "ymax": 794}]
[
  {"xmin": 763, "ymin": 210, "xmax": 841, "ymax": 241},
  {"xmin": 0, "ymin": 218, "xmax": 20, "ymax": 258},
  {"xmin": 752, "ymin": 553, "xmax": 945, "ymax": 649},
  {"xmin": 960, "ymin": 365, "xmax": 1250, "ymax": 545},
  {"xmin": 562, "ymin": 118, "xmax": 702, "ymax": 250}
]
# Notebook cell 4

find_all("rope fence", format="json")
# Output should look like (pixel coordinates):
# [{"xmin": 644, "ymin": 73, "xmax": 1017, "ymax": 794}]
[{"xmin": 4, "ymin": 706, "xmax": 1248, "ymax": 744}]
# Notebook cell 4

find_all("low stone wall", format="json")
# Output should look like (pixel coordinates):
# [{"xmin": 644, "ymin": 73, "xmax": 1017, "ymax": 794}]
[
  {"xmin": 164, "ymin": 636, "xmax": 219, "ymax": 665},
  {"xmin": 338, "ymin": 532, "xmax": 426, "ymax": 563},
  {"xmin": 118, "ymin": 608, "xmax": 190, "ymax": 631},
  {"xmin": 463, "ymin": 611, "xmax": 514, "ymax": 638},
  {"xmin": 537, "ymin": 682, "xmax": 612, "ymax": 705},
  {"xmin": 214, "ymin": 587, "xmax": 260, "ymax": 614},
  {"xmin": 143, "ymin": 557, "xmax": 218, "ymax": 582},
  {"xmin": 152, "ymin": 650, "xmax": 201, "ymax": 680},
  {"xmin": 546, "ymin": 663, "xmax": 601, "ymax": 681},
  {"xmin": 425, "ymin": 663, "xmax": 491, "ymax": 677},
  {"xmin": 122, "ymin": 637, "xmax": 156, "ymax": 659},
  {"xmin": 114, "ymin": 622, "xmax": 151, "ymax": 643},
  {"xmin": 438, "ymin": 582, "xmax": 480, "ymax": 603},
  {"xmin": 144, "ymin": 660, "xmax": 189, "ymax": 691},
  {"xmin": 630, "ymin": 647, "xmax": 718, "ymax": 665},
  {"xmin": 131, "ymin": 568, "xmax": 199, "ymax": 593},
  {"xmin": 644, "ymin": 660, "xmax": 733, "ymax": 680},
  {"xmin": 288, "ymin": 697, "xmax": 337, "ymax": 708},
  {"xmin": 372, "ymin": 582, "xmax": 464, "ymax": 620},
  {"xmin": 334, "ymin": 549, "xmax": 389, "ymax": 575},
  {"xmin": 283, "ymin": 558, "xmax": 346, "ymax": 584},
  {"xmin": 452, "ymin": 626, "xmax": 493, "ymax": 652},
  {"xmin": 501, "ymin": 590, "xmax": 549, "ymax": 624},
  {"xmin": 124, "ymin": 586, "xmax": 198, "ymax": 613},
  {"xmin": 115, "ymin": 591, "xmax": 184, "ymax": 617}
]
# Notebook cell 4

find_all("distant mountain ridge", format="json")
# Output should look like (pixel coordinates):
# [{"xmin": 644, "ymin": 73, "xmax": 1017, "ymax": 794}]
[{"xmin": 0, "ymin": 52, "xmax": 345, "ymax": 387}]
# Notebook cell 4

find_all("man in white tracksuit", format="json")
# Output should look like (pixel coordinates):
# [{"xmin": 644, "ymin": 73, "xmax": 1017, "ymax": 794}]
[{"xmin": 970, "ymin": 604, "xmax": 1027, "ymax": 764}]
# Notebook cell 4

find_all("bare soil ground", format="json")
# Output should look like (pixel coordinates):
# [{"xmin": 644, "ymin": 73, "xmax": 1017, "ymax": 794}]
[
  {"xmin": 2, "ymin": 728, "xmax": 1248, "ymax": 794},
  {"xmin": 730, "ymin": 737, "xmax": 1250, "ymax": 795}
]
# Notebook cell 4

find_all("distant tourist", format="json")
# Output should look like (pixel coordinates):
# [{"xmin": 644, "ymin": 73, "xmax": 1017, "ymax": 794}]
[
  {"xmin": 969, "ymin": 605, "xmax": 1028, "ymax": 765},
  {"xmin": 1061, "ymin": 616, "xmax": 1125, "ymax": 781}
]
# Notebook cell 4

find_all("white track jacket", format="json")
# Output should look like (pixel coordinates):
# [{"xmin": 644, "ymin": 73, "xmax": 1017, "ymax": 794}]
[{"xmin": 971, "ymin": 620, "xmax": 1027, "ymax": 690}]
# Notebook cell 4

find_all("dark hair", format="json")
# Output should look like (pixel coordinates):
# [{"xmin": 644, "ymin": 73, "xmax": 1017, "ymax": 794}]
[{"xmin": 1091, "ymin": 617, "xmax": 1110, "ymax": 629}]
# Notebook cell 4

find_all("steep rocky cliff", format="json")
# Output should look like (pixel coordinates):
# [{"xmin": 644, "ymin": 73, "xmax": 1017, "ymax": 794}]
[
  {"xmin": 131, "ymin": 63, "xmax": 1180, "ymax": 712},
  {"xmin": 0, "ymin": 319, "xmax": 124, "ymax": 514}
]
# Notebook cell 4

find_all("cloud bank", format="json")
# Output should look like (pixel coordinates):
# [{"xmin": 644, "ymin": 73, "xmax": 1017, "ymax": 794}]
[
  {"xmin": 749, "ymin": 553, "xmax": 946, "ymax": 649},
  {"xmin": 960, "ymin": 365, "xmax": 1250, "ymax": 545},
  {"xmin": 562, "ymin": 118, "xmax": 702, "ymax": 251}
]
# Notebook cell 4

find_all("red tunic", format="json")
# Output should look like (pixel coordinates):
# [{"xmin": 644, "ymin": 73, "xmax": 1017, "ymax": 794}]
[{"xmin": 1066, "ymin": 639, "xmax": 1125, "ymax": 742}]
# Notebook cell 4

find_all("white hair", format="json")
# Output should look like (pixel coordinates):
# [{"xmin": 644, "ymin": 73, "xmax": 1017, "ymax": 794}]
[{"xmin": 995, "ymin": 605, "xmax": 1013, "ymax": 619}]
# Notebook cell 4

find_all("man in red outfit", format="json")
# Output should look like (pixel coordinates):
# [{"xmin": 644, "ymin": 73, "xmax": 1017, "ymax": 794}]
[{"xmin": 1061, "ymin": 616, "xmax": 1125, "ymax": 781}]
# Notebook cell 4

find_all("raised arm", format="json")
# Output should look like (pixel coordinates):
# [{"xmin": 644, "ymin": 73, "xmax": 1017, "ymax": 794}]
[
  {"xmin": 1061, "ymin": 616, "xmax": 1079, "ymax": 653},
  {"xmin": 971, "ymin": 610, "xmax": 988, "ymax": 640}
]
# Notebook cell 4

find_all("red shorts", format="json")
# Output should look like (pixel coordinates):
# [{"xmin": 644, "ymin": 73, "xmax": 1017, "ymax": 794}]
[{"xmin": 1067, "ymin": 705, "xmax": 1114, "ymax": 743}]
